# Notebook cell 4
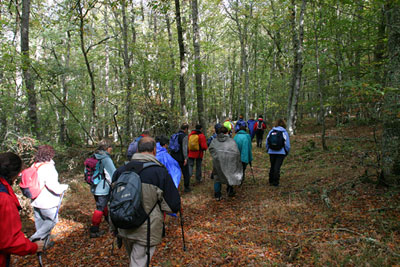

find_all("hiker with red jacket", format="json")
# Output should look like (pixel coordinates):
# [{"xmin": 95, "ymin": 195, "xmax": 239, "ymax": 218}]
[
  {"xmin": 0, "ymin": 152, "xmax": 44, "ymax": 267},
  {"xmin": 253, "ymin": 115, "xmax": 267, "ymax": 148},
  {"xmin": 30, "ymin": 145, "xmax": 68, "ymax": 247},
  {"xmin": 188, "ymin": 124, "xmax": 208, "ymax": 183}
]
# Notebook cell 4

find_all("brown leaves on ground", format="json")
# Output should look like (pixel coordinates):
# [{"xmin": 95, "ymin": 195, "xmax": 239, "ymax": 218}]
[{"xmin": 13, "ymin": 119, "xmax": 400, "ymax": 266}]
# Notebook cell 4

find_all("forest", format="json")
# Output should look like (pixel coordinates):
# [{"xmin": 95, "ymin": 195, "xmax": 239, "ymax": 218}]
[{"xmin": 1, "ymin": 0, "xmax": 400, "ymax": 266}]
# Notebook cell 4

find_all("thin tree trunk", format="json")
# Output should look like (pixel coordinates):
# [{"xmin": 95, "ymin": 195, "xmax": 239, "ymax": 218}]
[
  {"xmin": 21, "ymin": 0, "xmax": 38, "ymax": 137},
  {"xmin": 122, "ymin": 0, "xmax": 134, "ymax": 140},
  {"xmin": 382, "ymin": 1, "xmax": 400, "ymax": 184},
  {"xmin": 287, "ymin": 0, "xmax": 306, "ymax": 135},
  {"xmin": 59, "ymin": 31, "xmax": 71, "ymax": 144},
  {"xmin": 174, "ymin": 0, "xmax": 188, "ymax": 119},
  {"xmin": 191, "ymin": 0, "xmax": 205, "ymax": 128},
  {"xmin": 313, "ymin": 4, "xmax": 328, "ymax": 151},
  {"xmin": 165, "ymin": 15, "xmax": 176, "ymax": 109},
  {"xmin": 77, "ymin": 0, "xmax": 97, "ymax": 139}
]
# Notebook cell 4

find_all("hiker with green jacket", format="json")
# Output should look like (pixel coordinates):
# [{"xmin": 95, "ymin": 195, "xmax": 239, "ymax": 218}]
[{"xmin": 234, "ymin": 123, "xmax": 253, "ymax": 182}]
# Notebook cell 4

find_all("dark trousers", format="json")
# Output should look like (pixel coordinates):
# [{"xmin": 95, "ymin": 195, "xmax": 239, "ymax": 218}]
[
  {"xmin": 269, "ymin": 154, "xmax": 285, "ymax": 186},
  {"xmin": 178, "ymin": 160, "xmax": 190, "ymax": 189},
  {"xmin": 256, "ymin": 130, "xmax": 264, "ymax": 147},
  {"xmin": 242, "ymin": 162, "xmax": 248, "ymax": 181},
  {"xmin": 188, "ymin": 157, "xmax": 203, "ymax": 182}
]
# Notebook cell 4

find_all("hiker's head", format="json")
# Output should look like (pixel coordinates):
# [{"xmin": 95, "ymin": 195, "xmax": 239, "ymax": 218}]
[
  {"xmin": 239, "ymin": 125, "xmax": 247, "ymax": 131},
  {"xmin": 35, "ymin": 145, "xmax": 55, "ymax": 163},
  {"xmin": 180, "ymin": 123, "xmax": 189, "ymax": 133},
  {"xmin": 195, "ymin": 124, "xmax": 202, "ymax": 131},
  {"xmin": 275, "ymin": 118, "xmax": 286, "ymax": 128},
  {"xmin": 258, "ymin": 115, "xmax": 263, "ymax": 119},
  {"xmin": 239, "ymin": 115, "xmax": 244, "ymax": 120},
  {"xmin": 157, "ymin": 135, "xmax": 169, "ymax": 148},
  {"xmin": 142, "ymin": 130, "xmax": 150, "ymax": 136},
  {"xmin": 219, "ymin": 126, "xmax": 228, "ymax": 135},
  {"xmin": 214, "ymin": 123, "xmax": 222, "ymax": 133},
  {"xmin": 97, "ymin": 139, "xmax": 113, "ymax": 153},
  {"xmin": 0, "ymin": 152, "xmax": 23, "ymax": 184},
  {"xmin": 138, "ymin": 136, "xmax": 156, "ymax": 155}
]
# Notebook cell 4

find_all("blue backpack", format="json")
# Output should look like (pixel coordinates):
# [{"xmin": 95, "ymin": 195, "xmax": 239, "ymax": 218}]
[
  {"xmin": 127, "ymin": 136, "xmax": 144, "ymax": 159},
  {"xmin": 169, "ymin": 132, "xmax": 182, "ymax": 153}
]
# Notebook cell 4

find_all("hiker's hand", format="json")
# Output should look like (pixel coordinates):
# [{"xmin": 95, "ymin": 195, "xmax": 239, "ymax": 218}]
[
  {"xmin": 35, "ymin": 240, "xmax": 45, "ymax": 252},
  {"xmin": 184, "ymin": 159, "xmax": 187, "ymax": 166}
]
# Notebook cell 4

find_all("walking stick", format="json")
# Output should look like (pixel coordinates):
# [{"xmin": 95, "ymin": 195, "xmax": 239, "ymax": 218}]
[
  {"xmin": 179, "ymin": 208, "xmax": 186, "ymax": 251},
  {"xmin": 38, "ymin": 190, "xmax": 65, "ymax": 267}
]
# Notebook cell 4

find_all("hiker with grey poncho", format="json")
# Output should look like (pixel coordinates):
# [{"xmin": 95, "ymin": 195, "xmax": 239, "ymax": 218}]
[{"xmin": 209, "ymin": 126, "xmax": 243, "ymax": 200}]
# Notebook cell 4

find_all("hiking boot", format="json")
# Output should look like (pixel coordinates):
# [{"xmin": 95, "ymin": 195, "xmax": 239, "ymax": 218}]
[
  {"xmin": 214, "ymin": 191, "xmax": 222, "ymax": 201},
  {"xmin": 184, "ymin": 187, "xmax": 192, "ymax": 193},
  {"xmin": 227, "ymin": 186, "xmax": 235, "ymax": 197},
  {"xmin": 89, "ymin": 226, "xmax": 104, "ymax": 238}
]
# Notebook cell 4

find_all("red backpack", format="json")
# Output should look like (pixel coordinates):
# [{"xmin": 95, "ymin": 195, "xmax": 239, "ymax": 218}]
[{"xmin": 20, "ymin": 163, "xmax": 46, "ymax": 199}]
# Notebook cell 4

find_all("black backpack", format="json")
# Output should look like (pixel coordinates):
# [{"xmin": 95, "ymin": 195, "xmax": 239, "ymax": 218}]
[
  {"xmin": 109, "ymin": 162, "xmax": 159, "ymax": 229},
  {"xmin": 256, "ymin": 121, "xmax": 264, "ymax": 130},
  {"xmin": 267, "ymin": 130, "xmax": 285, "ymax": 150}
]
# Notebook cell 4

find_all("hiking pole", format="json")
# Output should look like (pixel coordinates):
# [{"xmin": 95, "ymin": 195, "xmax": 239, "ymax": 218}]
[
  {"xmin": 38, "ymin": 190, "xmax": 65, "ymax": 267},
  {"xmin": 179, "ymin": 208, "xmax": 186, "ymax": 251}
]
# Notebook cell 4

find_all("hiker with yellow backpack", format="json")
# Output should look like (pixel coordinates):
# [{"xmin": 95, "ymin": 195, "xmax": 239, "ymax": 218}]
[{"xmin": 187, "ymin": 124, "xmax": 208, "ymax": 184}]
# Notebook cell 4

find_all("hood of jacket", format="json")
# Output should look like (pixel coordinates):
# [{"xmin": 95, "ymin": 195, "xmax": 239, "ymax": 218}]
[
  {"xmin": 94, "ymin": 150, "xmax": 111, "ymax": 160},
  {"xmin": 216, "ymin": 133, "xmax": 229, "ymax": 142}
]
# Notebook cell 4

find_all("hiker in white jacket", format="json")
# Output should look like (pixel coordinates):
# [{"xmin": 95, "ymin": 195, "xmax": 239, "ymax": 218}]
[{"xmin": 30, "ymin": 145, "xmax": 68, "ymax": 248}]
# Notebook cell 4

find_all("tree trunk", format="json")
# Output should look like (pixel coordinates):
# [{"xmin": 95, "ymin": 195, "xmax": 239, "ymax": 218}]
[
  {"xmin": 21, "ymin": 0, "xmax": 38, "ymax": 137},
  {"xmin": 191, "ymin": 0, "xmax": 205, "ymax": 128},
  {"xmin": 382, "ymin": 1, "xmax": 400, "ymax": 184},
  {"xmin": 59, "ymin": 31, "xmax": 71, "ymax": 144},
  {"xmin": 313, "ymin": 4, "xmax": 328, "ymax": 151},
  {"xmin": 174, "ymin": 0, "xmax": 188, "ymax": 119},
  {"xmin": 122, "ymin": 0, "xmax": 134, "ymax": 140},
  {"xmin": 165, "ymin": 15, "xmax": 176, "ymax": 109},
  {"xmin": 77, "ymin": 0, "xmax": 97, "ymax": 140},
  {"xmin": 287, "ymin": 0, "xmax": 306, "ymax": 135}
]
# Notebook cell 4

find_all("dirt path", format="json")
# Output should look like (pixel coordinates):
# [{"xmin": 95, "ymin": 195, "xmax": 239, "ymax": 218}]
[{"xmin": 13, "ymin": 123, "xmax": 400, "ymax": 266}]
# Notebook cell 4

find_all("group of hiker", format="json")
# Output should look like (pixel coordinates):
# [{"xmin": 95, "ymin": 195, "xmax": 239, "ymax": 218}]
[{"xmin": 0, "ymin": 115, "xmax": 290, "ymax": 267}]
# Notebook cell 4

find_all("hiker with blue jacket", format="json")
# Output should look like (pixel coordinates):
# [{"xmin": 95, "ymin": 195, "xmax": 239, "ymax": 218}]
[
  {"xmin": 170, "ymin": 124, "xmax": 190, "ymax": 192},
  {"xmin": 247, "ymin": 117, "xmax": 256, "ymax": 141},
  {"xmin": 90, "ymin": 139, "xmax": 116, "ymax": 238},
  {"xmin": 265, "ymin": 119, "xmax": 290, "ymax": 187},
  {"xmin": 234, "ymin": 115, "xmax": 247, "ymax": 133},
  {"xmin": 155, "ymin": 136, "xmax": 181, "ymax": 188},
  {"xmin": 234, "ymin": 123, "xmax": 253, "ymax": 183}
]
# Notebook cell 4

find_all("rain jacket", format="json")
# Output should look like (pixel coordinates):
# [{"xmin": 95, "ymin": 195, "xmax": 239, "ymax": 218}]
[
  {"xmin": 234, "ymin": 130, "xmax": 253, "ymax": 164},
  {"xmin": 234, "ymin": 119, "xmax": 247, "ymax": 133},
  {"xmin": 265, "ymin": 126, "xmax": 291, "ymax": 155},
  {"xmin": 112, "ymin": 153, "xmax": 181, "ymax": 247},
  {"xmin": 91, "ymin": 150, "xmax": 116, "ymax": 196},
  {"xmin": 188, "ymin": 130, "xmax": 208, "ymax": 159},
  {"xmin": 247, "ymin": 119, "xmax": 256, "ymax": 139},
  {"xmin": 156, "ymin": 143, "xmax": 181, "ymax": 188},
  {"xmin": 209, "ymin": 134, "xmax": 243, "ymax": 185},
  {"xmin": 0, "ymin": 177, "xmax": 38, "ymax": 267}
]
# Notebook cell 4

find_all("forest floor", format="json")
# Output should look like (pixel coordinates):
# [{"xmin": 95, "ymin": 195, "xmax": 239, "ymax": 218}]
[{"xmin": 13, "ymin": 119, "xmax": 400, "ymax": 266}]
